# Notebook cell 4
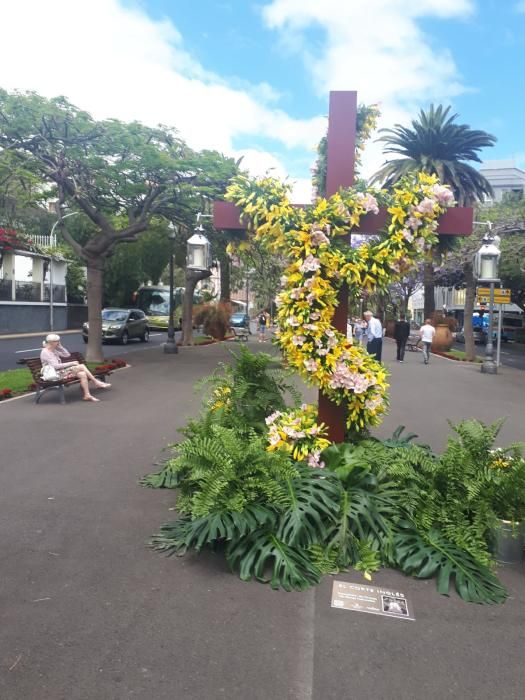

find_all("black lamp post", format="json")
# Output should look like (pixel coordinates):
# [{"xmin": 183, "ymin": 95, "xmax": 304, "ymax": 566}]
[
  {"xmin": 164, "ymin": 223, "xmax": 178, "ymax": 354},
  {"xmin": 473, "ymin": 231, "xmax": 501, "ymax": 374}
]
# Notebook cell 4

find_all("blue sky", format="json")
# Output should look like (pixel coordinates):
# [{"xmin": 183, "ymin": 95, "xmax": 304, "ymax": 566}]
[{"xmin": 1, "ymin": 0, "xmax": 524, "ymax": 201}]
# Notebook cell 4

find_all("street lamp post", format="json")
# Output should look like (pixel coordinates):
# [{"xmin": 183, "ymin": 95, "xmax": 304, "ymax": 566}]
[
  {"xmin": 473, "ymin": 230, "xmax": 501, "ymax": 375},
  {"xmin": 49, "ymin": 211, "xmax": 79, "ymax": 331},
  {"xmin": 164, "ymin": 224, "xmax": 178, "ymax": 354}
]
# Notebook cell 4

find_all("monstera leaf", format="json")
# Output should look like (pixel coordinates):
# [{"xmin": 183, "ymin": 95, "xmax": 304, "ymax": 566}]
[
  {"xmin": 393, "ymin": 525, "xmax": 507, "ymax": 604},
  {"xmin": 275, "ymin": 464, "xmax": 341, "ymax": 546},
  {"xmin": 140, "ymin": 462, "xmax": 181, "ymax": 488},
  {"xmin": 226, "ymin": 531, "xmax": 322, "ymax": 591},
  {"xmin": 150, "ymin": 504, "xmax": 277, "ymax": 555}
]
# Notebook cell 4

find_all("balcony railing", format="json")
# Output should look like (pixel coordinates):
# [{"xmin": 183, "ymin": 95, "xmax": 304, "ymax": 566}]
[
  {"xmin": 31, "ymin": 234, "xmax": 57, "ymax": 248},
  {"xmin": 15, "ymin": 281, "xmax": 42, "ymax": 302},
  {"xmin": 0, "ymin": 278, "xmax": 12, "ymax": 301},
  {"xmin": 44, "ymin": 284, "xmax": 66, "ymax": 303}
]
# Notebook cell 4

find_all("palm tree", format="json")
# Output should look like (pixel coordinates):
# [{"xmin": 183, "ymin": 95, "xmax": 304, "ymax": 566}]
[{"xmin": 372, "ymin": 105, "xmax": 496, "ymax": 324}]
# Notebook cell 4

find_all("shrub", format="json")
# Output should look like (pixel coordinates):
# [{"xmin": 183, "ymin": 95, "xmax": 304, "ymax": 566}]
[
  {"xmin": 0, "ymin": 388, "xmax": 13, "ymax": 400},
  {"xmin": 432, "ymin": 312, "xmax": 457, "ymax": 331},
  {"xmin": 193, "ymin": 302, "xmax": 231, "ymax": 340}
]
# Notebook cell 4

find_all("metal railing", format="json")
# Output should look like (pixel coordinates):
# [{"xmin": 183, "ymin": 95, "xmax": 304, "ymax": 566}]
[
  {"xmin": 44, "ymin": 284, "xmax": 66, "ymax": 303},
  {"xmin": 15, "ymin": 281, "xmax": 42, "ymax": 302},
  {"xmin": 0, "ymin": 278, "xmax": 12, "ymax": 301},
  {"xmin": 31, "ymin": 234, "xmax": 57, "ymax": 248}
]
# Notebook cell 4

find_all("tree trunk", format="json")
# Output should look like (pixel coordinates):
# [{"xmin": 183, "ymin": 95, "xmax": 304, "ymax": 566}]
[
  {"xmin": 463, "ymin": 262, "xmax": 476, "ymax": 362},
  {"xmin": 85, "ymin": 260, "xmax": 105, "ymax": 363},
  {"xmin": 181, "ymin": 268, "xmax": 211, "ymax": 346},
  {"xmin": 219, "ymin": 256, "xmax": 231, "ymax": 303},
  {"xmin": 423, "ymin": 261, "xmax": 436, "ymax": 320}
]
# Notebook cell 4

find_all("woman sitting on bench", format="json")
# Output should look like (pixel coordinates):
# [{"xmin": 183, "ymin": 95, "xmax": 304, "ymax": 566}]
[{"xmin": 40, "ymin": 334, "xmax": 111, "ymax": 403}]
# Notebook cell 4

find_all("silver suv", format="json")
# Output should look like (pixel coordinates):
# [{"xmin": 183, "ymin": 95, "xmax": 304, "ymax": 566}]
[{"xmin": 82, "ymin": 308, "xmax": 149, "ymax": 344}]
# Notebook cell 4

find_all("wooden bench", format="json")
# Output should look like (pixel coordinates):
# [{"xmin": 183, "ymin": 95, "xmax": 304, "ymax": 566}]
[
  {"xmin": 406, "ymin": 334, "xmax": 422, "ymax": 352},
  {"xmin": 22, "ymin": 352, "xmax": 111, "ymax": 404},
  {"xmin": 230, "ymin": 326, "xmax": 249, "ymax": 342}
]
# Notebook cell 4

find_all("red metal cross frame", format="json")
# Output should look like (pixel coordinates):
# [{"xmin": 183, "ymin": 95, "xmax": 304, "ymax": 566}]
[{"xmin": 214, "ymin": 91, "xmax": 474, "ymax": 442}]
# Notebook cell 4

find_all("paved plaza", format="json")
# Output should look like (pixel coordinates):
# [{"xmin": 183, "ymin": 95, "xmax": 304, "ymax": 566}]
[{"xmin": 1, "ymin": 339, "xmax": 524, "ymax": 700}]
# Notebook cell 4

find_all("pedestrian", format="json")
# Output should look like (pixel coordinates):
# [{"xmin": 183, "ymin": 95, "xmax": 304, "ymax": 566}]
[
  {"xmin": 364, "ymin": 310, "xmax": 383, "ymax": 361},
  {"xmin": 40, "ymin": 333, "xmax": 111, "ymax": 402},
  {"xmin": 353, "ymin": 318, "xmax": 361, "ymax": 345},
  {"xmin": 346, "ymin": 317, "xmax": 353, "ymax": 342},
  {"xmin": 356, "ymin": 318, "xmax": 367, "ymax": 346},
  {"xmin": 257, "ymin": 311, "xmax": 268, "ymax": 342},
  {"xmin": 419, "ymin": 319, "xmax": 436, "ymax": 365},
  {"xmin": 394, "ymin": 313, "xmax": 411, "ymax": 362}
]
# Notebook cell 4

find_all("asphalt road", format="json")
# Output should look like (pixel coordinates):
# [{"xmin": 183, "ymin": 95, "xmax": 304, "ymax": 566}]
[
  {"xmin": 1, "ymin": 340, "xmax": 524, "ymax": 700},
  {"xmin": 0, "ymin": 331, "xmax": 177, "ymax": 371},
  {"xmin": 452, "ymin": 339, "xmax": 525, "ymax": 370}
]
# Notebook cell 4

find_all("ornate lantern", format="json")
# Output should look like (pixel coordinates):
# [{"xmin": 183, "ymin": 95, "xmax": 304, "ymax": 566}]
[
  {"xmin": 473, "ymin": 236, "xmax": 501, "ymax": 283},
  {"xmin": 187, "ymin": 226, "xmax": 211, "ymax": 271}
]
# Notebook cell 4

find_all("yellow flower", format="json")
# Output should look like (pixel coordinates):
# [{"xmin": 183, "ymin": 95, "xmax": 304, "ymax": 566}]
[{"xmin": 388, "ymin": 206, "xmax": 406, "ymax": 225}]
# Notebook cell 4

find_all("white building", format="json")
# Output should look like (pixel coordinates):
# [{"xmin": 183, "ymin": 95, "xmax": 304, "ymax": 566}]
[
  {"xmin": 0, "ymin": 247, "xmax": 70, "ymax": 334},
  {"xmin": 479, "ymin": 159, "xmax": 525, "ymax": 203}
]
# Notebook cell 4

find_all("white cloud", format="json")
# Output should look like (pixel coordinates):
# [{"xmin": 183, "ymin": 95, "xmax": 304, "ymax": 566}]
[
  {"xmin": 234, "ymin": 149, "xmax": 313, "ymax": 202},
  {"xmin": 0, "ymin": 0, "xmax": 322, "ymax": 193},
  {"xmin": 0, "ymin": 0, "xmax": 477, "ymax": 197},
  {"xmin": 262, "ymin": 0, "xmax": 475, "ymax": 175},
  {"xmin": 516, "ymin": 1, "xmax": 525, "ymax": 12}
]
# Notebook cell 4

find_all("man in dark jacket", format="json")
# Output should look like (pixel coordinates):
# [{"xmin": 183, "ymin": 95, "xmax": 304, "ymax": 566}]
[{"xmin": 394, "ymin": 314, "xmax": 411, "ymax": 362}]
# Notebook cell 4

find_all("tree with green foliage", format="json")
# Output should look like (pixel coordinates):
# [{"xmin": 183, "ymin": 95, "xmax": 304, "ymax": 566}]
[
  {"xmin": 230, "ymin": 239, "xmax": 285, "ymax": 314},
  {"xmin": 480, "ymin": 195, "xmax": 525, "ymax": 312},
  {"xmin": 373, "ymin": 104, "xmax": 496, "ymax": 319},
  {"xmin": 434, "ymin": 194, "xmax": 525, "ymax": 360},
  {"xmin": 0, "ymin": 89, "xmax": 238, "ymax": 361}
]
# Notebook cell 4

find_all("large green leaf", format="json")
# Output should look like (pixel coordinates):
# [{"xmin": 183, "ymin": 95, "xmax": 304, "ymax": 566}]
[
  {"xmin": 226, "ymin": 531, "xmax": 321, "ymax": 591},
  {"xmin": 150, "ymin": 504, "xmax": 277, "ymax": 555},
  {"xmin": 393, "ymin": 525, "xmax": 507, "ymax": 604},
  {"xmin": 276, "ymin": 465, "xmax": 341, "ymax": 546},
  {"xmin": 139, "ymin": 464, "xmax": 180, "ymax": 489}
]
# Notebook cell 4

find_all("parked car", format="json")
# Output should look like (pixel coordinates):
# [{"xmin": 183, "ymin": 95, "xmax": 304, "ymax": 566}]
[
  {"xmin": 82, "ymin": 308, "xmax": 149, "ymax": 344},
  {"xmin": 230, "ymin": 312, "xmax": 251, "ymax": 332},
  {"xmin": 455, "ymin": 327, "xmax": 509, "ymax": 345}
]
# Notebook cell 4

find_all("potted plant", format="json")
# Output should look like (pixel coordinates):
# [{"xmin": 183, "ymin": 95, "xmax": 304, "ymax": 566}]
[
  {"xmin": 431, "ymin": 313, "xmax": 456, "ymax": 352},
  {"xmin": 489, "ymin": 448, "xmax": 525, "ymax": 563}
]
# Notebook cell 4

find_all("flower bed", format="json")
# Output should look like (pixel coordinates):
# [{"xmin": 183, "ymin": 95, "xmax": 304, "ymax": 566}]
[
  {"xmin": 433, "ymin": 349, "xmax": 482, "ymax": 363},
  {"xmin": 93, "ymin": 358, "xmax": 127, "ymax": 373},
  {"xmin": 177, "ymin": 334, "xmax": 235, "ymax": 347},
  {"xmin": 143, "ymin": 348, "xmax": 525, "ymax": 604}
]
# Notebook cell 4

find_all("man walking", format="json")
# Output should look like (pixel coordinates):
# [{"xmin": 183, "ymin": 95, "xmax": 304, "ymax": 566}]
[
  {"xmin": 419, "ymin": 318, "xmax": 436, "ymax": 365},
  {"xmin": 364, "ymin": 310, "xmax": 383, "ymax": 362},
  {"xmin": 394, "ymin": 314, "xmax": 411, "ymax": 362}
]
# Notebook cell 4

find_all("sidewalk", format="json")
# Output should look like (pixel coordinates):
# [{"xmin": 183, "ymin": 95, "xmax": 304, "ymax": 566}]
[
  {"xmin": 0, "ymin": 328, "xmax": 81, "ymax": 340},
  {"xmin": 0, "ymin": 339, "xmax": 523, "ymax": 700}
]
